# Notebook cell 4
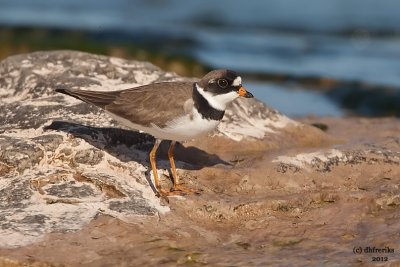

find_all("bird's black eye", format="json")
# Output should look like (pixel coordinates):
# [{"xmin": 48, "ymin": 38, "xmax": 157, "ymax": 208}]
[{"xmin": 217, "ymin": 79, "xmax": 228, "ymax": 88}]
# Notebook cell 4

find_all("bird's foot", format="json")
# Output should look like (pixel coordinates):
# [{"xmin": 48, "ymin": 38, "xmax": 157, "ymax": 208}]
[
  {"xmin": 171, "ymin": 184, "xmax": 199, "ymax": 195},
  {"xmin": 155, "ymin": 188, "xmax": 172, "ymax": 198},
  {"xmin": 155, "ymin": 184, "xmax": 199, "ymax": 197}
]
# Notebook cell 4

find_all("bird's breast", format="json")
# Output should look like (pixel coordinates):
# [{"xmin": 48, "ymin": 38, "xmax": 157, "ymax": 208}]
[{"xmin": 159, "ymin": 107, "xmax": 221, "ymax": 141}]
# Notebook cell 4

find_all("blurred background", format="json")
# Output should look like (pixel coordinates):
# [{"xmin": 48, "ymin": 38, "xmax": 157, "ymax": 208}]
[{"xmin": 1, "ymin": 0, "xmax": 400, "ymax": 117}]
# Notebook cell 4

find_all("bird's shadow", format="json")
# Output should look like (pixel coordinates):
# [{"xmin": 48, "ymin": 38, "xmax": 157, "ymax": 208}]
[{"xmin": 44, "ymin": 121, "xmax": 231, "ymax": 187}]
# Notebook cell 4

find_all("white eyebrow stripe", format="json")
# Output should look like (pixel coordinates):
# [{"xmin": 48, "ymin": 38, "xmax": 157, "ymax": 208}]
[{"xmin": 232, "ymin": 76, "xmax": 242, "ymax": 87}]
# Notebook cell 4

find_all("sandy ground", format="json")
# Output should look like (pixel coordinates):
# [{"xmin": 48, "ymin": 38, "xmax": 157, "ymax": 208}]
[{"xmin": 0, "ymin": 117, "xmax": 399, "ymax": 267}]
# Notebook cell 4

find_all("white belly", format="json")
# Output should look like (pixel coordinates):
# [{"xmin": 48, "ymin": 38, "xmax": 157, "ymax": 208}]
[{"xmin": 107, "ymin": 108, "xmax": 220, "ymax": 141}]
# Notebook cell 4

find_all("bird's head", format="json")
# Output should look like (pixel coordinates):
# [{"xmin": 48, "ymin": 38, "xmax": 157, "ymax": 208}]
[{"xmin": 196, "ymin": 69, "xmax": 253, "ymax": 111}]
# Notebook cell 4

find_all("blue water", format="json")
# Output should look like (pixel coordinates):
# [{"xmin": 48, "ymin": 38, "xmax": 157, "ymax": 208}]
[
  {"xmin": 248, "ymin": 82, "xmax": 343, "ymax": 117},
  {"xmin": 1, "ymin": 0, "xmax": 400, "ymax": 116}
]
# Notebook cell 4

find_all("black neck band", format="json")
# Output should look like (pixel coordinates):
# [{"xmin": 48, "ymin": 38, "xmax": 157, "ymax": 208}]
[{"xmin": 192, "ymin": 84, "xmax": 225, "ymax": 121}]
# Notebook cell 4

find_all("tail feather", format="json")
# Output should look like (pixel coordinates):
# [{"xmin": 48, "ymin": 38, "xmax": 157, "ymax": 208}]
[{"xmin": 55, "ymin": 88, "xmax": 118, "ymax": 109}]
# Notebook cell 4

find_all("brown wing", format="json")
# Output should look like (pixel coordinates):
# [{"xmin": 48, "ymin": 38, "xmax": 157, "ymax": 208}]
[
  {"xmin": 106, "ymin": 82, "xmax": 193, "ymax": 127},
  {"xmin": 56, "ymin": 82, "xmax": 194, "ymax": 127}
]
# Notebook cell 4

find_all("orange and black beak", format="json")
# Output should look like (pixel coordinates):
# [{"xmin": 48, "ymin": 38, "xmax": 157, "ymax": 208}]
[{"xmin": 238, "ymin": 86, "xmax": 253, "ymax": 98}]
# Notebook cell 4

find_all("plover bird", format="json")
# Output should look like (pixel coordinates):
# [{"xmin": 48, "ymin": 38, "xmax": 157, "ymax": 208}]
[{"xmin": 56, "ymin": 69, "xmax": 253, "ymax": 196}]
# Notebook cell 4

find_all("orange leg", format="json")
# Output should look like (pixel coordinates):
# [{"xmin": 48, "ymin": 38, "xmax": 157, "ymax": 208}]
[
  {"xmin": 168, "ymin": 141, "xmax": 179, "ymax": 185},
  {"xmin": 149, "ymin": 139, "xmax": 168, "ymax": 196},
  {"xmin": 168, "ymin": 141, "xmax": 197, "ymax": 194}
]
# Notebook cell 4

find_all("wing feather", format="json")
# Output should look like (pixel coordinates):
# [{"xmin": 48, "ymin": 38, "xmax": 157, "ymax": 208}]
[
  {"xmin": 106, "ymin": 82, "xmax": 193, "ymax": 127},
  {"xmin": 56, "ymin": 82, "xmax": 194, "ymax": 127}
]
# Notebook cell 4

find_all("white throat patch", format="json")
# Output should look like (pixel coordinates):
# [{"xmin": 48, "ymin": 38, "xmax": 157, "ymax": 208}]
[
  {"xmin": 196, "ymin": 83, "xmax": 239, "ymax": 111},
  {"xmin": 232, "ymin": 76, "xmax": 242, "ymax": 87}
]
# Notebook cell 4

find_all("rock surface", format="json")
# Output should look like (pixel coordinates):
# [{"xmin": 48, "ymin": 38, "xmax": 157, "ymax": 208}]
[{"xmin": 0, "ymin": 51, "xmax": 399, "ymax": 266}]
